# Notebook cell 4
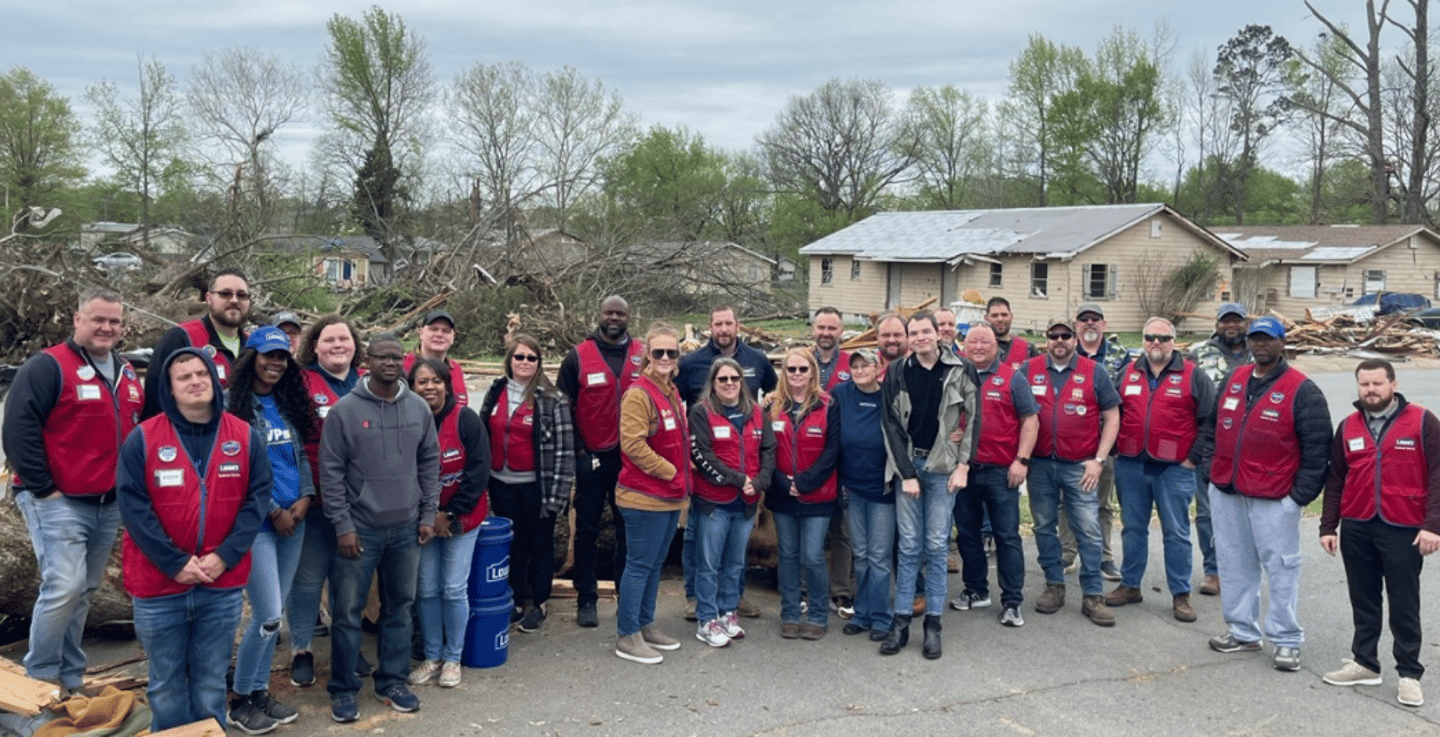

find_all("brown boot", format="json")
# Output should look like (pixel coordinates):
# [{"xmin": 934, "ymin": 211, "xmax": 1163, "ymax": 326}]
[
  {"xmin": 1104, "ymin": 586, "xmax": 1143, "ymax": 607},
  {"xmin": 1082, "ymin": 595, "xmax": 1115, "ymax": 627},
  {"xmin": 1173, "ymin": 594, "xmax": 1197, "ymax": 622},
  {"xmin": 1199, "ymin": 575, "xmax": 1220, "ymax": 596},
  {"xmin": 1034, "ymin": 583, "xmax": 1066, "ymax": 614}
]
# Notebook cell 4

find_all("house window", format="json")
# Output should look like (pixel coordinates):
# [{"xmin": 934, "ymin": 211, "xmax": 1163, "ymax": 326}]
[
  {"xmin": 1084, "ymin": 264, "xmax": 1116, "ymax": 300},
  {"xmin": 1031, "ymin": 262, "xmax": 1049, "ymax": 299},
  {"xmin": 323, "ymin": 258, "xmax": 342, "ymax": 283},
  {"xmin": 851, "ymin": 260, "xmax": 862, "ymax": 280},
  {"xmin": 989, "ymin": 263, "xmax": 1003, "ymax": 288},
  {"xmin": 1364, "ymin": 269, "xmax": 1386, "ymax": 294},
  {"xmin": 1289, "ymin": 265, "xmax": 1317, "ymax": 298},
  {"xmin": 821, "ymin": 258, "xmax": 833, "ymax": 285}
]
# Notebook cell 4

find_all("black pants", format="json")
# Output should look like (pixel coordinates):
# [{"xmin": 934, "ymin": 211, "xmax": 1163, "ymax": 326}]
[
  {"xmin": 1340, "ymin": 517, "xmax": 1425, "ymax": 678},
  {"xmin": 571, "ymin": 448, "xmax": 627, "ymax": 606},
  {"xmin": 489, "ymin": 478, "xmax": 556, "ymax": 607}
]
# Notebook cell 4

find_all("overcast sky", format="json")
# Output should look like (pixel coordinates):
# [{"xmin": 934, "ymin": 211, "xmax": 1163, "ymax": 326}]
[{"xmin": 0, "ymin": 1, "xmax": 1385, "ymax": 173}]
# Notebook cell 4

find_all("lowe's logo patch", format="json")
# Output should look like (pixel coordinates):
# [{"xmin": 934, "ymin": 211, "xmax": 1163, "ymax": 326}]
[
  {"xmin": 487, "ymin": 559, "xmax": 510, "ymax": 582},
  {"xmin": 1396, "ymin": 438, "xmax": 1417, "ymax": 449},
  {"xmin": 1261, "ymin": 409, "xmax": 1281, "ymax": 421},
  {"xmin": 218, "ymin": 463, "xmax": 240, "ymax": 475},
  {"xmin": 495, "ymin": 631, "xmax": 509, "ymax": 650}
]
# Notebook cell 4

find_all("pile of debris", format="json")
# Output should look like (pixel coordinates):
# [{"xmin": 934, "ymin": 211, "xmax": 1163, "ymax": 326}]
[{"xmin": 1275, "ymin": 309, "xmax": 1440, "ymax": 358}]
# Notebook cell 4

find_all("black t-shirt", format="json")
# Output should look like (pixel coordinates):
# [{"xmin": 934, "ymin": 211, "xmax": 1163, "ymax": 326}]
[{"xmin": 903, "ymin": 358, "xmax": 951, "ymax": 453}]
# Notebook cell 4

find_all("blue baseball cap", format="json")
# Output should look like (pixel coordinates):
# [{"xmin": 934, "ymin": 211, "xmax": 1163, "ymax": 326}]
[
  {"xmin": 1247, "ymin": 316, "xmax": 1285, "ymax": 340},
  {"xmin": 246, "ymin": 325, "xmax": 293, "ymax": 354}
]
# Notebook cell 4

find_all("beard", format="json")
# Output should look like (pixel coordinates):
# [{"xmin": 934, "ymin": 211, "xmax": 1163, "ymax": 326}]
[{"xmin": 1082, "ymin": 328, "xmax": 1101, "ymax": 344}]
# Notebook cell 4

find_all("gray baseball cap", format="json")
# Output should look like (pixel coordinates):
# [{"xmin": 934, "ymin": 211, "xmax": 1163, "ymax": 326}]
[{"xmin": 1217, "ymin": 302, "xmax": 1247, "ymax": 319}]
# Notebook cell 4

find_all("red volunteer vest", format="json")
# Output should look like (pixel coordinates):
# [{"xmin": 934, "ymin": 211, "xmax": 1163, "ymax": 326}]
[
  {"xmin": 1338, "ymin": 405, "xmax": 1429, "ymax": 527},
  {"xmin": 1026, "ymin": 355, "xmax": 1102, "ymax": 463},
  {"xmin": 1116, "ymin": 360, "xmax": 1199, "ymax": 463},
  {"xmin": 122, "ymin": 413, "xmax": 253, "ymax": 598},
  {"xmin": 820, "ymin": 349, "xmax": 852, "ymax": 393},
  {"xmin": 403, "ymin": 353, "xmax": 468, "ymax": 407},
  {"xmin": 489, "ymin": 395, "xmax": 537, "ymax": 473},
  {"xmin": 693, "ymin": 405, "xmax": 765, "ymax": 505},
  {"xmin": 438, "ymin": 407, "xmax": 486, "ymax": 532},
  {"xmin": 572, "ymin": 338, "xmax": 645, "ymax": 452},
  {"xmin": 1003, "ymin": 337, "xmax": 1032, "ymax": 370},
  {"xmin": 617, "ymin": 375, "xmax": 691, "ymax": 501},
  {"xmin": 19, "ymin": 345, "xmax": 144, "ymax": 496},
  {"xmin": 182, "ymin": 319, "xmax": 237, "ymax": 388},
  {"xmin": 302, "ymin": 368, "xmax": 344, "ymax": 491},
  {"xmin": 974, "ymin": 362, "xmax": 1023, "ymax": 467},
  {"xmin": 1210, "ymin": 364, "xmax": 1306, "ymax": 499},
  {"xmin": 773, "ymin": 401, "xmax": 837, "ymax": 504}
]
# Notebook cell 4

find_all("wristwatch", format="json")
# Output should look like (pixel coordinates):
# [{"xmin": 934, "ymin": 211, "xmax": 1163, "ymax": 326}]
[{"xmin": 1016, "ymin": 457, "xmax": 1030, "ymax": 466}]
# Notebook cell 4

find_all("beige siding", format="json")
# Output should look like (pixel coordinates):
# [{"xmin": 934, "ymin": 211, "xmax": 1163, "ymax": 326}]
[
  {"xmin": 807, "ymin": 256, "xmax": 889, "ymax": 324},
  {"xmin": 1249, "ymin": 235, "xmax": 1440, "ymax": 319},
  {"xmin": 896, "ymin": 262, "xmax": 946, "ymax": 308}
]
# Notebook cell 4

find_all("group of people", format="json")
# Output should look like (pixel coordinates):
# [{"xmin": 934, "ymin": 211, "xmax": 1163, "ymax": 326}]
[{"xmin": 4, "ymin": 275, "xmax": 1438, "ymax": 735}]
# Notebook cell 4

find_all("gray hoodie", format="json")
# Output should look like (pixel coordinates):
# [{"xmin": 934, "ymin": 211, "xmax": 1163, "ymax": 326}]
[{"xmin": 319, "ymin": 376, "xmax": 440, "ymax": 535}]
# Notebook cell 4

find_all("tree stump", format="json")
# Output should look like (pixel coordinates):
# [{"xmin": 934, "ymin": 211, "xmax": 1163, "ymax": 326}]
[{"xmin": 0, "ymin": 489, "xmax": 133, "ymax": 632}]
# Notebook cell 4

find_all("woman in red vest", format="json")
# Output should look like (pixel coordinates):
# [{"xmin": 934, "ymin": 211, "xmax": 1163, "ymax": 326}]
[
  {"xmin": 689, "ymin": 357, "xmax": 775, "ymax": 648},
  {"xmin": 408, "ymin": 358, "xmax": 489, "ymax": 689},
  {"xmin": 613, "ymin": 323, "xmax": 689, "ymax": 664},
  {"xmin": 478, "ymin": 335, "xmax": 575, "ymax": 634},
  {"xmin": 766, "ymin": 349, "xmax": 839, "ymax": 640}
]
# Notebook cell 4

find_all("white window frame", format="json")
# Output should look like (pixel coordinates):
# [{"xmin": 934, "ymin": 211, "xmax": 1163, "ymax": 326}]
[
  {"xmin": 1364, "ymin": 268, "xmax": 1386, "ymax": 294},
  {"xmin": 820, "ymin": 258, "xmax": 833, "ymax": 286},
  {"xmin": 1082, "ymin": 263, "xmax": 1117, "ymax": 300},
  {"xmin": 1031, "ymin": 262, "xmax": 1049, "ymax": 299}
]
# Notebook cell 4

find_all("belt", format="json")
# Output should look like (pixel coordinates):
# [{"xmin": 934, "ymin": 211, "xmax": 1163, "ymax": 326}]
[{"xmin": 913, "ymin": 447, "xmax": 931, "ymax": 458}]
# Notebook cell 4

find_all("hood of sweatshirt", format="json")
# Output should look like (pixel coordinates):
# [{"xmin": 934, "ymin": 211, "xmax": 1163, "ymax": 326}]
[{"xmin": 157, "ymin": 346, "xmax": 224, "ymax": 437}]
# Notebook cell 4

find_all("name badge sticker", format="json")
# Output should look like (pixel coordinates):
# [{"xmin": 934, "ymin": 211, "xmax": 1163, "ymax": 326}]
[
  {"xmin": 77, "ymin": 384, "xmax": 102, "ymax": 401},
  {"xmin": 1031, "ymin": 384, "xmax": 1047, "ymax": 396},
  {"xmin": 585, "ymin": 372, "xmax": 608, "ymax": 387},
  {"xmin": 1124, "ymin": 385, "xmax": 1142, "ymax": 396},
  {"xmin": 772, "ymin": 421, "xmax": 785, "ymax": 432},
  {"xmin": 713, "ymin": 425, "xmax": 732, "ymax": 439},
  {"xmin": 1222, "ymin": 397, "xmax": 1239, "ymax": 411},
  {"xmin": 663, "ymin": 416, "xmax": 677, "ymax": 431},
  {"xmin": 1347, "ymin": 436, "xmax": 1366, "ymax": 452},
  {"xmin": 155, "ymin": 469, "xmax": 184, "ymax": 487}
]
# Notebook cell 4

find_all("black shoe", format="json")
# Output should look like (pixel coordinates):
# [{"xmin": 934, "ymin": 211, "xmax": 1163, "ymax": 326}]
[
  {"xmin": 842, "ymin": 622, "xmax": 865, "ymax": 636},
  {"xmin": 228, "ymin": 694, "xmax": 279, "ymax": 735},
  {"xmin": 869, "ymin": 628, "xmax": 888, "ymax": 641},
  {"xmin": 290, "ymin": 652, "xmax": 315, "ymax": 687},
  {"xmin": 879, "ymin": 615, "xmax": 911, "ymax": 655},
  {"xmin": 356, "ymin": 652, "xmax": 373, "ymax": 678},
  {"xmin": 510, "ymin": 606, "xmax": 525, "ymax": 624},
  {"xmin": 519, "ymin": 604, "xmax": 547, "ymax": 633},
  {"xmin": 922, "ymin": 614, "xmax": 942, "ymax": 660},
  {"xmin": 576, "ymin": 601, "xmax": 599, "ymax": 628},
  {"xmin": 375, "ymin": 684, "xmax": 420, "ymax": 713},
  {"xmin": 330, "ymin": 693, "xmax": 358, "ymax": 723},
  {"xmin": 250, "ymin": 690, "xmax": 298, "ymax": 725}
]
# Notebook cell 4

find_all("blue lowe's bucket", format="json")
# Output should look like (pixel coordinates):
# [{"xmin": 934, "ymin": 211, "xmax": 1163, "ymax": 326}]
[
  {"xmin": 468, "ymin": 516, "xmax": 513, "ymax": 605},
  {"xmin": 462, "ymin": 591, "xmax": 513, "ymax": 668}
]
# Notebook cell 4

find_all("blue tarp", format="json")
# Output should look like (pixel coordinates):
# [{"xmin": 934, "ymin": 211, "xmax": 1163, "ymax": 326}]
[{"xmin": 1349, "ymin": 292, "xmax": 1431, "ymax": 315}]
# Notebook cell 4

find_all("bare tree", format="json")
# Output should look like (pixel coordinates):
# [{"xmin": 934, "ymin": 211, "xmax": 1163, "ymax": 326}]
[
  {"xmin": 1214, "ymin": 25, "xmax": 1294, "ymax": 225},
  {"xmin": 448, "ymin": 61, "xmax": 540, "ymax": 257},
  {"xmin": 533, "ymin": 67, "xmax": 636, "ymax": 230},
  {"xmin": 905, "ymin": 84, "xmax": 991, "ymax": 210},
  {"xmin": 1287, "ymin": 34, "xmax": 1358, "ymax": 223},
  {"xmin": 1382, "ymin": 0, "xmax": 1431, "ymax": 223}
]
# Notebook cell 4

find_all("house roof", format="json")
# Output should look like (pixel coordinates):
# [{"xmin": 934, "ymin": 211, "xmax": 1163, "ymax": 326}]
[
  {"xmin": 1214, "ymin": 224, "xmax": 1430, "ymax": 264},
  {"xmin": 266, "ymin": 235, "xmax": 389, "ymax": 263},
  {"xmin": 798, "ymin": 204, "xmax": 1243, "ymax": 263}
]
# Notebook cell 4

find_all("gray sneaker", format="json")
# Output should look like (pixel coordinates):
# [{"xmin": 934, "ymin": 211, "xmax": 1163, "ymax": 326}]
[
  {"xmin": 1272, "ymin": 646, "xmax": 1302, "ymax": 672},
  {"xmin": 1209, "ymin": 632, "xmax": 1261, "ymax": 653},
  {"xmin": 999, "ymin": 605, "xmax": 1025, "ymax": 627},
  {"xmin": 615, "ymin": 632, "xmax": 663, "ymax": 664},
  {"xmin": 640, "ymin": 623, "xmax": 681, "ymax": 651},
  {"xmin": 949, "ymin": 590, "xmax": 992, "ymax": 611}
]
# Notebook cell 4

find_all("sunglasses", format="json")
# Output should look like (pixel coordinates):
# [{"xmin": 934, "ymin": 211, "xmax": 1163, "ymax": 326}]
[
  {"xmin": 212, "ymin": 289, "xmax": 251, "ymax": 301},
  {"xmin": 650, "ymin": 348, "xmax": 679, "ymax": 360},
  {"xmin": 715, "ymin": 375, "xmax": 742, "ymax": 384},
  {"xmin": 1143, "ymin": 334, "xmax": 1175, "ymax": 343},
  {"xmin": 1076, "ymin": 315, "xmax": 1102, "ymax": 323},
  {"xmin": 786, "ymin": 366, "xmax": 811, "ymax": 374},
  {"xmin": 1047, "ymin": 332, "xmax": 1074, "ymax": 341},
  {"xmin": 512, "ymin": 353, "xmax": 539, "ymax": 363}
]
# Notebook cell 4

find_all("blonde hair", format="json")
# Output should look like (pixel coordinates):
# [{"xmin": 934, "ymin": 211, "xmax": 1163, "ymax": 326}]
[
  {"xmin": 640, "ymin": 322, "xmax": 680, "ymax": 376},
  {"xmin": 769, "ymin": 347, "xmax": 823, "ymax": 420}
]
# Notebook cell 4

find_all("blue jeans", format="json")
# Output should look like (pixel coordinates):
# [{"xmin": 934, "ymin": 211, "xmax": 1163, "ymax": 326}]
[
  {"xmin": 773, "ymin": 511, "xmax": 829, "ymax": 625},
  {"xmin": 617, "ymin": 507, "xmax": 679, "ymax": 637},
  {"xmin": 845, "ymin": 491, "xmax": 895, "ymax": 631},
  {"xmin": 234, "ymin": 527, "xmax": 305, "ymax": 694},
  {"xmin": 133, "ymin": 587, "xmax": 243, "ymax": 732},
  {"xmin": 418, "ymin": 526, "xmax": 479, "ymax": 663},
  {"xmin": 1194, "ymin": 466, "xmax": 1217, "ymax": 576},
  {"xmin": 692, "ymin": 501, "xmax": 754, "ymax": 624},
  {"xmin": 682, "ymin": 519, "xmax": 696, "ymax": 599},
  {"xmin": 1115, "ymin": 457, "xmax": 1194, "ymax": 595},
  {"xmin": 328, "ymin": 523, "xmax": 420, "ymax": 696},
  {"xmin": 14, "ymin": 491, "xmax": 120, "ymax": 689},
  {"xmin": 286, "ymin": 505, "xmax": 334, "ymax": 653},
  {"xmin": 893, "ymin": 458, "xmax": 955, "ymax": 617},
  {"xmin": 1030, "ymin": 458, "xmax": 1103, "ymax": 595},
  {"xmin": 953, "ymin": 465, "xmax": 1025, "ymax": 606}
]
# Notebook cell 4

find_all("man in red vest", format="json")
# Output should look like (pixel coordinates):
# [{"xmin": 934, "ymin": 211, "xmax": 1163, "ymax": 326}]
[
  {"xmin": 1021, "ymin": 315, "xmax": 1121, "ymax": 627},
  {"xmin": 811, "ymin": 306, "xmax": 854, "ymax": 617},
  {"xmin": 986, "ymin": 297, "xmax": 1036, "ymax": 370},
  {"xmin": 117, "ymin": 348, "xmax": 270, "ymax": 732},
  {"xmin": 403, "ymin": 309, "xmax": 469, "ymax": 406},
  {"xmin": 1104, "ymin": 317, "xmax": 1215, "ymax": 623},
  {"xmin": 143, "ymin": 268, "xmax": 251, "ymax": 419},
  {"xmin": 1206, "ymin": 316, "xmax": 1331, "ymax": 672},
  {"xmin": 1319, "ymin": 358, "xmax": 1440, "ymax": 707},
  {"xmin": 559, "ymin": 295, "xmax": 644, "ymax": 628},
  {"xmin": 3, "ymin": 288, "xmax": 143, "ymax": 695}
]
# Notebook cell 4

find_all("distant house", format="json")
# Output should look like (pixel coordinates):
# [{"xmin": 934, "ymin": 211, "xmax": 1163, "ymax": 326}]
[
  {"xmin": 81, "ymin": 223, "xmax": 196, "ymax": 258},
  {"xmin": 798, "ymin": 204, "xmax": 1246, "ymax": 333},
  {"xmin": 248, "ymin": 235, "xmax": 389, "ymax": 290},
  {"xmin": 1216, "ymin": 224, "xmax": 1440, "ymax": 318}
]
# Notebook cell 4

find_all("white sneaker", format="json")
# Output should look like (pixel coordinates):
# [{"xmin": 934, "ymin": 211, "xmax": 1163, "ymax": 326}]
[
  {"xmin": 1322, "ymin": 659, "xmax": 1382, "ymax": 686},
  {"xmin": 438, "ymin": 661, "xmax": 461, "ymax": 688},
  {"xmin": 696, "ymin": 619, "xmax": 731, "ymax": 648},
  {"xmin": 720, "ymin": 611, "xmax": 746, "ymax": 640},
  {"xmin": 1399, "ymin": 677, "xmax": 1424, "ymax": 707},
  {"xmin": 407, "ymin": 659, "xmax": 440, "ymax": 686}
]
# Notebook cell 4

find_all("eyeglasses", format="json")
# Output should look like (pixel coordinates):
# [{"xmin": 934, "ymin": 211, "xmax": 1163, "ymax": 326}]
[
  {"xmin": 368, "ymin": 353, "xmax": 404, "ymax": 364},
  {"xmin": 1076, "ymin": 315, "xmax": 1102, "ymax": 323},
  {"xmin": 1143, "ymin": 334, "xmax": 1175, "ymax": 343},
  {"xmin": 715, "ymin": 375, "xmax": 742, "ymax": 384},
  {"xmin": 786, "ymin": 366, "xmax": 811, "ymax": 374},
  {"xmin": 650, "ymin": 348, "xmax": 679, "ymax": 360},
  {"xmin": 512, "ymin": 353, "xmax": 539, "ymax": 363},
  {"xmin": 212, "ymin": 290, "xmax": 251, "ymax": 302},
  {"xmin": 1046, "ymin": 332, "xmax": 1074, "ymax": 341}
]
